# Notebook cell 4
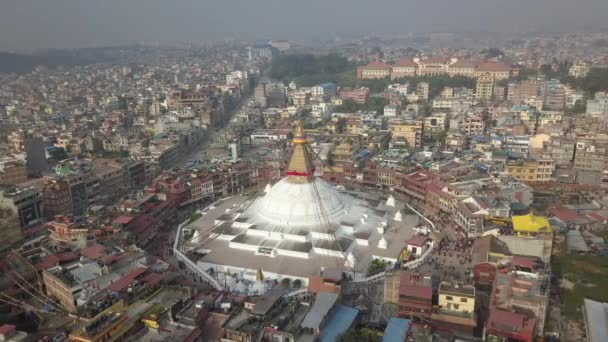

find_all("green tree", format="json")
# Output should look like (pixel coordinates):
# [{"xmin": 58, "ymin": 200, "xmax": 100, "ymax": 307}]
[
  {"xmin": 48, "ymin": 147, "xmax": 68, "ymax": 161},
  {"xmin": 482, "ymin": 48, "xmax": 504, "ymax": 59},
  {"xmin": 364, "ymin": 97, "xmax": 390, "ymax": 114},
  {"xmin": 368, "ymin": 259, "xmax": 389, "ymax": 275},
  {"xmin": 580, "ymin": 68, "xmax": 608, "ymax": 95},
  {"xmin": 338, "ymin": 329, "xmax": 381, "ymax": 342},
  {"xmin": 573, "ymin": 99, "xmax": 587, "ymax": 114},
  {"xmin": 334, "ymin": 99, "xmax": 362, "ymax": 113}
]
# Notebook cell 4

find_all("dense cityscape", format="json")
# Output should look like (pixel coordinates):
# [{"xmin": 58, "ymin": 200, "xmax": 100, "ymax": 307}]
[{"xmin": 1, "ymin": 28, "xmax": 608, "ymax": 342}]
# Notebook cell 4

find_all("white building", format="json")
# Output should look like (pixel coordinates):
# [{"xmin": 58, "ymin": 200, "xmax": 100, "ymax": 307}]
[
  {"xmin": 383, "ymin": 105, "xmax": 400, "ymax": 118},
  {"xmin": 226, "ymin": 70, "xmax": 248, "ymax": 86},
  {"xmin": 312, "ymin": 103, "xmax": 332, "ymax": 118},
  {"xmin": 310, "ymin": 83, "xmax": 337, "ymax": 102},
  {"xmin": 586, "ymin": 92, "xmax": 608, "ymax": 118}
]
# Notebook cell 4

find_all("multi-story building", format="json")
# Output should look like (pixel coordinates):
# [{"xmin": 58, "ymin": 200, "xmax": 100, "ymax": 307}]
[
  {"xmin": 586, "ymin": 92, "xmax": 608, "ymax": 118},
  {"xmin": 574, "ymin": 140, "xmax": 608, "ymax": 172},
  {"xmin": 0, "ymin": 186, "xmax": 43, "ymax": 232},
  {"xmin": 454, "ymin": 197, "xmax": 487, "ymax": 236},
  {"xmin": 541, "ymin": 79, "xmax": 565, "ymax": 110},
  {"xmin": 389, "ymin": 120, "xmax": 423, "ymax": 148},
  {"xmin": 0, "ymin": 157, "xmax": 27, "ymax": 185},
  {"xmin": 490, "ymin": 262, "xmax": 550, "ymax": 338},
  {"xmin": 476, "ymin": 73, "xmax": 495, "ymax": 101},
  {"xmin": 432, "ymin": 281, "xmax": 476, "ymax": 335},
  {"xmin": 423, "ymin": 113, "xmax": 447, "ymax": 139},
  {"xmin": 384, "ymin": 105, "xmax": 401, "ymax": 118},
  {"xmin": 545, "ymin": 136, "xmax": 576, "ymax": 167},
  {"xmin": 48, "ymin": 215, "xmax": 92, "ymax": 248},
  {"xmin": 396, "ymin": 271, "xmax": 433, "ymax": 323},
  {"xmin": 24, "ymin": 136, "xmax": 48, "ymax": 175},
  {"xmin": 391, "ymin": 58, "xmax": 417, "ymax": 79},
  {"xmin": 339, "ymin": 87, "xmax": 370, "ymax": 104},
  {"xmin": 43, "ymin": 178, "xmax": 73, "ymax": 218},
  {"xmin": 506, "ymin": 158, "xmax": 555, "ymax": 183},
  {"xmin": 254, "ymin": 83, "xmax": 267, "ymax": 107},
  {"xmin": 569, "ymin": 61, "xmax": 591, "ymax": 78},
  {"xmin": 461, "ymin": 114, "xmax": 485, "ymax": 136},
  {"xmin": 357, "ymin": 58, "xmax": 513, "ymax": 80},
  {"xmin": 357, "ymin": 61, "xmax": 391, "ymax": 79},
  {"xmin": 311, "ymin": 82, "xmax": 337, "ymax": 102},
  {"xmin": 0, "ymin": 199, "xmax": 23, "ymax": 251},
  {"xmin": 292, "ymin": 89, "xmax": 311, "ymax": 106},
  {"xmin": 507, "ymin": 79, "xmax": 541, "ymax": 104},
  {"xmin": 504, "ymin": 135, "xmax": 530, "ymax": 154}
]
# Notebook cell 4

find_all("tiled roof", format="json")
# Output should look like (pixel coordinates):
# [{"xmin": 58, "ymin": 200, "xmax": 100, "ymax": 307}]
[
  {"xmin": 361, "ymin": 61, "xmax": 391, "ymax": 70},
  {"xmin": 395, "ymin": 58, "xmax": 417, "ymax": 67},
  {"xmin": 107, "ymin": 266, "xmax": 147, "ymax": 292}
]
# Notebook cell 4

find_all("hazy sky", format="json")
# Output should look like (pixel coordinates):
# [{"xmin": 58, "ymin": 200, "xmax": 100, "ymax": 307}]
[{"xmin": 1, "ymin": 0, "xmax": 608, "ymax": 51}]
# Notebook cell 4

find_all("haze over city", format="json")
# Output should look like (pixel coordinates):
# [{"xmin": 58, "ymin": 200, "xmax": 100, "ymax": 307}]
[
  {"xmin": 3, "ymin": 1, "xmax": 608, "ymax": 342},
  {"xmin": 2, "ymin": 0, "xmax": 608, "ymax": 50}
]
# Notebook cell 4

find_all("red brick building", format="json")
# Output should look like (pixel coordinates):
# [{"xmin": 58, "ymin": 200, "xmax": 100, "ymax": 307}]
[
  {"xmin": 339, "ymin": 87, "xmax": 370, "ymax": 104},
  {"xmin": 397, "ymin": 271, "xmax": 433, "ymax": 323}
]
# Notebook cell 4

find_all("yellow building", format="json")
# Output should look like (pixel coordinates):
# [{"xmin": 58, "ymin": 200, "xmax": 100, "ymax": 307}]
[
  {"xmin": 141, "ymin": 303, "xmax": 166, "ymax": 329},
  {"xmin": 507, "ymin": 158, "xmax": 555, "ymax": 183},
  {"xmin": 389, "ymin": 120, "xmax": 423, "ymax": 148},
  {"xmin": 69, "ymin": 312, "xmax": 130, "ymax": 342},
  {"xmin": 476, "ymin": 73, "xmax": 495, "ymax": 100},
  {"xmin": 438, "ymin": 281, "xmax": 475, "ymax": 314},
  {"xmin": 432, "ymin": 280, "xmax": 477, "ymax": 335},
  {"xmin": 511, "ymin": 213, "xmax": 552, "ymax": 238}
]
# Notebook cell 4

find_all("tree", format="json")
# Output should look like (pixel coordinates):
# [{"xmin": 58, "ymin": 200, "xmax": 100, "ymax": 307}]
[
  {"xmin": 338, "ymin": 329, "xmax": 381, "ymax": 342},
  {"xmin": 368, "ymin": 259, "xmax": 389, "ymax": 275},
  {"xmin": 364, "ymin": 97, "xmax": 390, "ymax": 114},
  {"xmin": 482, "ymin": 48, "xmax": 504, "ymax": 59},
  {"xmin": 293, "ymin": 279, "xmax": 302, "ymax": 288},
  {"xmin": 48, "ymin": 147, "xmax": 68, "ymax": 161},
  {"xmin": 280, "ymin": 278, "xmax": 291, "ymax": 287},
  {"xmin": 334, "ymin": 99, "xmax": 362, "ymax": 113},
  {"xmin": 570, "ymin": 99, "xmax": 587, "ymax": 114}
]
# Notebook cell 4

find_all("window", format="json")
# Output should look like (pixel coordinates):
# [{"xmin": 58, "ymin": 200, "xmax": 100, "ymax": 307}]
[
  {"xmin": 460, "ymin": 298, "xmax": 468, "ymax": 303},
  {"xmin": 446, "ymin": 296, "xmax": 453, "ymax": 301}
]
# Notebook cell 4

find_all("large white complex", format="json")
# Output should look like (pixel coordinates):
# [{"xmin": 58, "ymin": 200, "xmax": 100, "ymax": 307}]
[{"xmin": 177, "ymin": 123, "xmax": 420, "ymax": 288}]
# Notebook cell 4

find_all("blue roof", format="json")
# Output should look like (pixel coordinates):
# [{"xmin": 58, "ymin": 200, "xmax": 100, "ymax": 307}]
[
  {"xmin": 319, "ymin": 82, "xmax": 337, "ymax": 88},
  {"xmin": 320, "ymin": 305, "xmax": 359, "ymax": 342},
  {"xmin": 383, "ymin": 318, "xmax": 411, "ymax": 342}
]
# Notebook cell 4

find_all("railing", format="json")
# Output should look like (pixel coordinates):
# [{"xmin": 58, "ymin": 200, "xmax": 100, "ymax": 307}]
[
  {"xmin": 174, "ymin": 219, "xmax": 223, "ymax": 290},
  {"xmin": 406, "ymin": 203, "xmax": 437, "ymax": 232},
  {"xmin": 284, "ymin": 288, "xmax": 307, "ymax": 297}
]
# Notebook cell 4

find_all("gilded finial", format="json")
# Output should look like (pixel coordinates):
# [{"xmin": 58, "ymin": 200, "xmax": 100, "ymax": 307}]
[{"xmin": 293, "ymin": 121, "xmax": 307, "ymax": 144}]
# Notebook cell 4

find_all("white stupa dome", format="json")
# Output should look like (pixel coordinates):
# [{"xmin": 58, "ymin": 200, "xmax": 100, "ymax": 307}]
[{"xmin": 255, "ymin": 177, "xmax": 350, "ymax": 228}]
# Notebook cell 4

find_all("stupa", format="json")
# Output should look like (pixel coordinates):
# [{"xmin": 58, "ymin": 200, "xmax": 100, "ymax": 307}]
[{"xmin": 181, "ymin": 122, "xmax": 418, "ymax": 288}]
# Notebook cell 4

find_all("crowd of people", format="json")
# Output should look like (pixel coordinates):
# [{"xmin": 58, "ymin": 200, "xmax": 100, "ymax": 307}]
[{"xmin": 421, "ymin": 236, "xmax": 475, "ymax": 282}]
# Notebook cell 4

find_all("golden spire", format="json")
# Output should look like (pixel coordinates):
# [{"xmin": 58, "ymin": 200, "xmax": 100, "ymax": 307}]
[
  {"xmin": 286, "ymin": 121, "xmax": 315, "ymax": 183},
  {"xmin": 293, "ymin": 120, "xmax": 307, "ymax": 144},
  {"xmin": 256, "ymin": 268, "xmax": 264, "ymax": 282}
]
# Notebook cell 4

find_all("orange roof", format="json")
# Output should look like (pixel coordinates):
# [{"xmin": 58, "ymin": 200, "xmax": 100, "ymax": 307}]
[
  {"xmin": 477, "ymin": 61, "xmax": 512, "ymax": 72},
  {"xmin": 421, "ymin": 57, "xmax": 450, "ymax": 64},
  {"xmin": 362, "ymin": 61, "xmax": 391, "ymax": 70},
  {"xmin": 108, "ymin": 266, "xmax": 147, "ymax": 292},
  {"xmin": 308, "ymin": 276, "xmax": 341, "ymax": 294},
  {"xmin": 450, "ymin": 59, "xmax": 477, "ymax": 68},
  {"xmin": 395, "ymin": 58, "xmax": 417, "ymax": 67}
]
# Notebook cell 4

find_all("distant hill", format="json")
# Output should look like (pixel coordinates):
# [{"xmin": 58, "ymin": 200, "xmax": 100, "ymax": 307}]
[
  {"xmin": 0, "ymin": 48, "xmax": 124, "ymax": 73},
  {"xmin": 0, "ymin": 52, "xmax": 47, "ymax": 73}
]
